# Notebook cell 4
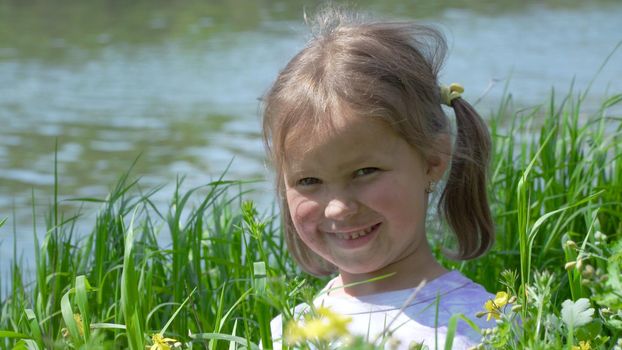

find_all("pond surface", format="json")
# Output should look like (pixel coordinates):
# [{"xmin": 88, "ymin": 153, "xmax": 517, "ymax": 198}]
[{"xmin": 1, "ymin": 0, "xmax": 622, "ymax": 278}]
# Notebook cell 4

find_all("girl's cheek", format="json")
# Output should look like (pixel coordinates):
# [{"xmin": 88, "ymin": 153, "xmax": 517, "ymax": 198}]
[
  {"xmin": 360, "ymin": 176, "xmax": 418, "ymax": 217},
  {"xmin": 286, "ymin": 192, "xmax": 322, "ymax": 230},
  {"xmin": 359, "ymin": 178, "xmax": 394, "ymax": 203}
]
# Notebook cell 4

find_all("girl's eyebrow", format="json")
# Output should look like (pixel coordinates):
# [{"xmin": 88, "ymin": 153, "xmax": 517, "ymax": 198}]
[
  {"xmin": 289, "ymin": 152, "xmax": 380, "ymax": 174},
  {"xmin": 283, "ymin": 164, "xmax": 313, "ymax": 179},
  {"xmin": 339, "ymin": 153, "xmax": 380, "ymax": 169}
]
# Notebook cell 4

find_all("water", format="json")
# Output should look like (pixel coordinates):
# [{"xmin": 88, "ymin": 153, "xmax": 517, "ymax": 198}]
[{"xmin": 1, "ymin": 0, "xmax": 622, "ymax": 281}]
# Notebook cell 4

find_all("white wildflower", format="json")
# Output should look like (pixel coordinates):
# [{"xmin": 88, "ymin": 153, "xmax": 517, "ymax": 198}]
[{"xmin": 561, "ymin": 298, "xmax": 594, "ymax": 328}]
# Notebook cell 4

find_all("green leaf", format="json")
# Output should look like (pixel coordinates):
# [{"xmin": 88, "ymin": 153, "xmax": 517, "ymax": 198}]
[
  {"xmin": 24, "ymin": 309, "xmax": 43, "ymax": 347},
  {"xmin": 75, "ymin": 275, "xmax": 92, "ymax": 339},
  {"xmin": 126, "ymin": 312, "xmax": 144, "ymax": 350},
  {"xmin": 189, "ymin": 332, "xmax": 260, "ymax": 350},
  {"xmin": 443, "ymin": 313, "xmax": 481, "ymax": 350},
  {"xmin": 576, "ymin": 320, "xmax": 602, "ymax": 341},
  {"xmin": 11, "ymin": 339, "xmax": 40, "ymax": 350},
  {"xmin": 253, "ymin": 261, "xmax": 267, "ymax": 294},
  {"xmin": 121, "ymin": 207, "xmax": 144, "ymax": 350},
  {"xmin": 605, "ymin": 319, "xmax": 622, "ymax": 331},
  {"xmin": 61, "ymin": 290, "xmax": 83, "ymax": 345},
  {"xmin": 90, "ymin": 323, "xmax": 127, "ymax": 330},
  {"xmin": 603, "ymin": 93, "xmax": 622, "ymax": 109},
  {"xmin": 159, "ymin": 287, "xmax": 197, "ymax": 335},
  {"xmin": 0, "ymin": 330, "xmax": 29, "ymax": 339}
]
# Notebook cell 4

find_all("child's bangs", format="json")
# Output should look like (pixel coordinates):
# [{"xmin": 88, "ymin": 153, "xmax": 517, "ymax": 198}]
[{"xmin": 276, "ymin": 86, "xmax": 350, "ymax": 157}]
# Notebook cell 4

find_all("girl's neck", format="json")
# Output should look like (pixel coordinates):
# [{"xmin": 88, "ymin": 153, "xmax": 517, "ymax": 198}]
[{"xmin": 331, "ymin": 248, "xmax": 448, "ymax": 297}]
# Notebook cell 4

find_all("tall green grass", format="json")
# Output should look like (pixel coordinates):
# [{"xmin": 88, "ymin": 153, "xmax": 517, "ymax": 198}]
[
  {"xmin": 437, "ymin": 87, "xmax": 622, "ymax": 348},
  {"xmin": 0, "ymin": 88, "xmax": 621, "ymax": 349},
  {"xmin": 441, "ymin": 87, "xmax": 622, "ymax": 283}
]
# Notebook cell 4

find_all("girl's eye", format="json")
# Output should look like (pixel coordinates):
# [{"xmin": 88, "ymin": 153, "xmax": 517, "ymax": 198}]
[
  {"xmin": 354, "ymin": 167, "xmax": 379, "ymax": 177},
  {"xmin": 297, "ymin": 177, "xmax": 321, "ymax": 186}
]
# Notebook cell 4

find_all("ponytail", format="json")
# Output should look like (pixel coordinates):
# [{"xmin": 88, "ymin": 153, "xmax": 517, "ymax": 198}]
[{"xmin": 439, "ymin": 97, "xmax": 494, "ymax": 259}]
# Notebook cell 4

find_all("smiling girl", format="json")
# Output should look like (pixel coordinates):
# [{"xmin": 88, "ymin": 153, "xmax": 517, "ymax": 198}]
[{"xmin": 262, "ymin": 7, "xmax": 496, "ymax": 349}]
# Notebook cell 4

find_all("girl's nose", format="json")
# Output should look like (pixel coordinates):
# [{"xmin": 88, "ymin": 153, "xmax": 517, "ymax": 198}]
[{"xmin": 324, "ymin": 198, "xmax": 358, "ymax": 220}]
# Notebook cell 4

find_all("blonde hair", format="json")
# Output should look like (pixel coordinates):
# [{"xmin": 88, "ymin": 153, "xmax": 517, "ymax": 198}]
[{"xmin": 262, "ymin": 8, "xmax": 494, "ymax": 276}]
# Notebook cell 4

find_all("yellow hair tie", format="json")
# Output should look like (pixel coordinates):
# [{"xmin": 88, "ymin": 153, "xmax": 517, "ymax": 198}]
[{"xmin": 440, "ymin": 83, "xmax": 464, "ymax": 106}]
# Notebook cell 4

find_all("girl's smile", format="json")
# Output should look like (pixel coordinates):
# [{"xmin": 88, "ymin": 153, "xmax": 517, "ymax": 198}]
[
  {"xmin": 325, "ymin": 222, "xmax": 380, "ymax": 240},
  {"xmin": 323, "ymin": 222, "xmax": 381, "ymax": 249},
  {"xmin": 283, "ymin": 111, "xmax": 449, "ymax": 292}
]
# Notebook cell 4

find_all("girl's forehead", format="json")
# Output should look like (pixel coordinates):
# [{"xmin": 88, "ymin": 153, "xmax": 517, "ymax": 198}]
[
  {"xmin": 284, "ymin": 112, "xmax": 353, "ymax": 142},
  {"xmin": 282, "ymin": 113, "xmax": 398, "ymax": 158},
  {"xmin": 282, "ymin": 111, "xmax": 340, "ymax": 146}
]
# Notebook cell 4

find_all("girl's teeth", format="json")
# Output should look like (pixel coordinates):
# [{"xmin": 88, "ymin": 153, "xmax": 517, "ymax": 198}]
[{"xmin": 335, "ymin": 226, "xmax": 374, "ymax": 240}]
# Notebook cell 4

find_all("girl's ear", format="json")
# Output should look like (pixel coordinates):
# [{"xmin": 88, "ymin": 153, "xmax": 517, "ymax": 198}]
[{"xmin": 426, "ymin": 133, "xmax": 451, "ymax": 181}]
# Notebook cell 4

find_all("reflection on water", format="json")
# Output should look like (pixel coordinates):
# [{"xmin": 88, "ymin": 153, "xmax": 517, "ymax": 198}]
[{"xmin": 1, "ymin": 0, "xmax": 622, "ymax": 275}]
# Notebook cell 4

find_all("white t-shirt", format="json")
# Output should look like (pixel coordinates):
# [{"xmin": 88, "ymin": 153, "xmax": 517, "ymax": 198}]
[{"xmin": 270, "ymin": 271, "xmax": 496, "ymax": 349}]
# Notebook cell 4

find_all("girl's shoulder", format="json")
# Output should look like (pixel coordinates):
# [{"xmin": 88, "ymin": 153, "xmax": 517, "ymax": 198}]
[
  {"xmin": 433, "ymin": 270, "xmax": 494, "ymax": 305},
  {"xmin": 429, "ymin": 271, "xmax": 498, "ymax": 336},
  {"xmin": 316, "ymin": 271, "xmax": 492, "ymax": 307}
]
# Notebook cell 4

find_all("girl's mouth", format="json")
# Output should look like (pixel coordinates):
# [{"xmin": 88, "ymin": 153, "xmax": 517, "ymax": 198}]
[{"xmin": 330, "ymin": 222, "xmax": 381, "ymax": 241}]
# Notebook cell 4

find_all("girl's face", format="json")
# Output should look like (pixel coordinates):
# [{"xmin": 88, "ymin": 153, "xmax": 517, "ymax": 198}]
[{"xmin": 283, "ymin": 113, "xmax": 446, "ymax": 279}]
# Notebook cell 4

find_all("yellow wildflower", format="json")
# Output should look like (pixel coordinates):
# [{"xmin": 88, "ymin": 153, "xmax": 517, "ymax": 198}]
[
  {"xmin": 73, "ymin": 313, "xmax": 84, "ymax": 337},
  {"xmin": 61, "ymin": 313, "xmax": 85, "ymax": 339},
  {"xmin": 316, "ymin": 307, "xmax": 351, "ymax": 336},
  {"xmin": 572, "ymin": 340, "xmax": 591, "ymax": 350},
  {"xmin": 303, "ymin": 318, "xmax": 333, "ymax": 339},
  {"xmin": 150, "ymin": 333, "xmax": 179, "ymax": 350},
  {"xmin": 284, "ymin": 307, "xmax": 352, "ymax": 345},
  {"xmin": 284, "ymin": 322, "xmax": 306, "ymax": 344},
  {"xmin": 484, "ymin": 292, "xmax": 510, "ymax": 321}
]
